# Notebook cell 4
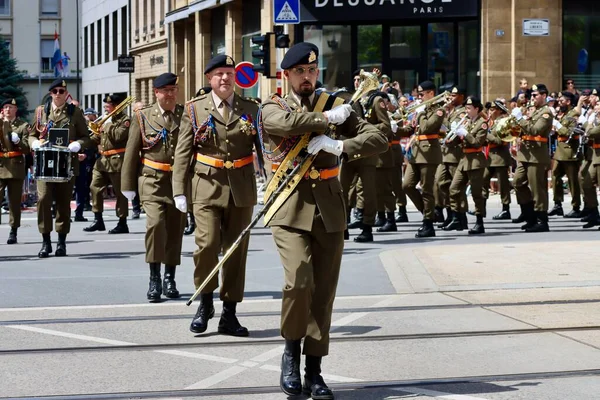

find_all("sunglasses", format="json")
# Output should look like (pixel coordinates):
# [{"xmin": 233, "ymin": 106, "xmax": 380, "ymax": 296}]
[
  {"xmin": 291, "ymin": 66, "xmax": 318, "ymax": 76},
  {"xmin": 417, "ymin": 92, "xmax": 424, "ymax": 97},
  {"xmin": 567, "ymin": 81, "xmax": 574, "ymax": 85},
  {"xmin": 51, "ymin": 89, "xmax": 66, "ymax": 95}
]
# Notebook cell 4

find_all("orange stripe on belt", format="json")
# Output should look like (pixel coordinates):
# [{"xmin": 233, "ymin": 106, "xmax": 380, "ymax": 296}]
[
  {"xmin": 196, "ymin": 153, "xmax": 254, "ymax": 170},
  {"xmin": 558, "ymin": 136, "xmax": 578, "ymax": 142},
  {"xmin": 142, "ymin": 158, "xmax": 172, "ymax": 172},
  {"xmin": 463, "ymin": 147, "xmax": 483, "ymax": 154},
  {"xmin": 271, "ymin": 161, "xmax": 281, "ymax": 172},
  {"xmin": 593, "ymin": 144, "xmax": 600, "ymax": 149},
  {"xmin": 417, "ymin": 134, "xmax": 439, "ymax": 141},
  {"xmin": 488, "ymin": 143, "xmax": 509, "ymax": 149},
  {"xmin": 522, "ymin": 135, "xmax": 548, "ymax": 143},
  {"xmin": 0, "ymin": 151, "xmax": 23, "ymax": 158},
  {"xmin": 390, "ymin": 140, "xmax": 401, "ymax": 145},
  {"xmin": 304, "ymin": 166, "xmax": 339, "ymax": 181},
  {"xmin": 101, "ymin": 148, "xmax": 126, "ymax": 156}
]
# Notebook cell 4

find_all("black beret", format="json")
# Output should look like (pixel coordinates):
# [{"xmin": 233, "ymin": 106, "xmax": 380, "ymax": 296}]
[
  {"xmin": 592, "ymin": 88, "xmax": 600, "ymax": 96},
  {"xmin": 464, "ymin": 96, "xmax": 483, "ymax": 110},
  {"xmin": 281, "ymin": 42, "xmax": 319, "ymax": 69},
  {"xmin": 581, "ymin": 89, "xmax": 592, "ymax": 96},
  {"xmin": 204, "ymin": 55, "xmax": 235, "ymax": 74},
  {"xmin": 49, "ymin": 78, "xmax": 67, "ymax": 91},
  {"xmin": 352, "ymin": 69, "xmax": 361, "ymax": 77},
  {"xmin": 195, "ymin": 86, "xmax": 212, "ymax": 97},
  {"xmin": 531, "ymin": 84, "xmax": 548, "ymax": 94},
  {"xmin": 418, "ymin": 81, "xmax": 436, "ymax": 92},
  {"xmin": 84, "ymin": 108, "xmax": 97, "ymax": 115},
  {"xmin": 153, "ymin": 73, "xmax": 179, "ymax": 88},
  {"xmin": 104, "ymin": 94, "xmax": 125, "ymax": 105},
  {"xmin": 1, "ymin": 98, "xmax": 17, "ymax": 107},
  {"xmin": 561, "ymin": 91, "xmax": 576, "ymax": 103},
  {"xmin": 451, "ymin": 86, "xmax": 466, "ymax": 95}
]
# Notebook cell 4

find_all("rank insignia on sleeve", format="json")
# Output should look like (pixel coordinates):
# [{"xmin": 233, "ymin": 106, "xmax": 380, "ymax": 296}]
[
  {"xmin": 482, "ymin": 123, "xmax": 488, "ymax": 130},
  {"xmin": 436, "ymin": 110, "xmax": 444, "ymax": 117},
  {"xmin": 124, "ymin": 120, "xmax": 130, "ymax": 128},
  {"xmin": 543, "ymin": 113, "xmax": 550, "ymax": 119}
]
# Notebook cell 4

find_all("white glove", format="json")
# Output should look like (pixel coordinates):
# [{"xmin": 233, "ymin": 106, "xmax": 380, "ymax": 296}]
[
  {"xmin": 450, "ymin": 120, "xmax": 458, "ymax": 130},
  {"xmin": 415, "ymin": 105, "xmax": 426, "ymax": 114},
  {"xmin": 68, "ymin": 141, "xmax": 81, "ymax": 153},
  {"xmin": 122, "ymin": 191, "xmax": 136, "ymax": 201},
  {"xmin": 10, "ymin": 132, "xmax": 19, "ymax": 144},
  {"xmin": 174, "ymin": 195, "xmax": 187, "ymax": 213},
  {"xmin": 578, "ymin": 115, "xmax": 588, "ymax": 125},
  {"xmin": 31, "ymin": 140, "xmax": 41, "ymax": 150},
  {"xmin": 390, "ymin": 120, "xmax": 398, "ymax": 133},
  {"xmin": 588, "ymin": 113, "xmax": 597, "ymax": 124},
  {"xmin": 511, "ymin": 107, "xmax": 523, "ymax": 120},
  {"xmin": 324, "ymin": 104, "xmax": 352, "ymax": 125},
  {"xmin": 307, "ymin": 135, "xmax": 344, "ymax": 156},
  {"xmin": 552, "ymin": 119, "xmax": 563, "ymax": 130},
  {"xmin": 456, "ymin": 127, "xmax": 468, "ymax": 138}
]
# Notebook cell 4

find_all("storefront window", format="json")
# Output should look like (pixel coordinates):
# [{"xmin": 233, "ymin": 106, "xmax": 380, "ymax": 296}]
[
  {"xmin": 390, "ymin": 26, "xmax": 420, "ymax": 58},
  {"xmin": 303, "ymin": 25, "xmax": 351, "ymax": 91},
  {"xmin": 357, "ymin": 25, "xmax": 382, "ymax": 72},
  {"xmin": 427, "ymin": 23, "xmax": 455, "ymax": 90},
  {"xmin": 210, "ymin": 6, "xmax": 226, "ymax": 57},
  {"xmin": 458, "ymin": 20, "xmax": 480, "ymax": 96},
  {"xmin": 564, "ymin": 3, "xmax": 600, "ymax": 90}
]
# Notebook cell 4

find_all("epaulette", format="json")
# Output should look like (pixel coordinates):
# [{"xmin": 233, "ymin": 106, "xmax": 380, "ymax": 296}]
[
  {"xmin": 242, "ymin": 96, "xmax": 261, "ymax": 105},
  {"xmin": 186, "ymin": 95, "xmax": 207, "ymax": 105}
]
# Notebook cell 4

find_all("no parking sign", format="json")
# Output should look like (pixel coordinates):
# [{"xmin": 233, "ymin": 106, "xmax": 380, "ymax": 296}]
[{"xmin": 235, "ymin": 62, "xmax": 259, "ymax": 89}]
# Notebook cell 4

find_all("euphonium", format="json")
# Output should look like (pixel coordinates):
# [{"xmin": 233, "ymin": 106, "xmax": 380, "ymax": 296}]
[
  {"xmin": 493, "ymin": 99, "xmax": 522, "ymax": 142},
  {"xmin": 89, "ymin": 96, "xmax": 136, "ymax": 135}
]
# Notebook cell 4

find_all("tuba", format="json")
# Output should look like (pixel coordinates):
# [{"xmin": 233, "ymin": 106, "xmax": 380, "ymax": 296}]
[{"xmin": 88, "ymin": 96, "xmax": 135, "ymax": 135}]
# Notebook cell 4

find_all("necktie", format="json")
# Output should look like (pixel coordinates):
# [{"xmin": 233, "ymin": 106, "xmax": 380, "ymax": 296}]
[
  {"xmin": 164, "ymin": 111, "xmax": 172, "ymax": 126},
  {"xmin": 301, "ymin": 97, "xmax": 311, "ymax": 112},
  {"xmin": 222, "ymin": 100, "xmax": 230, "ymax": 123}
]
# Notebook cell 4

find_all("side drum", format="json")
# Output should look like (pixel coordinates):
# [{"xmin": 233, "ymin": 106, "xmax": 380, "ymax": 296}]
[{"xmin": 33, "ymin": 147, "xmax": 73, "ymax": 182}]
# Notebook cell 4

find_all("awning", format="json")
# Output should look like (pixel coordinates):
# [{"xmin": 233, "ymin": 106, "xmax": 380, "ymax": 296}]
[
  {"xmin": 164, "ymin": 6, "xmax": 191, "ymax": 24},
  {"xmin": 189, "ymin": 0, "xmax": 233, "ymax": 14}
]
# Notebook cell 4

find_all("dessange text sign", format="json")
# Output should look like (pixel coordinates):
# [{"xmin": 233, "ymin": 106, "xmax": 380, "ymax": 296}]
[{"xmin": 301, "ymin": 0, "xmax": 478, "ymax": 21}]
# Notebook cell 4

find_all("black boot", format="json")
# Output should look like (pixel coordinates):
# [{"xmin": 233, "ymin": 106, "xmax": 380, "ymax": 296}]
[
  {"xmin": 354, "ymin": 225, "xmax": 373, "ymax": 243},
  {"xmin": 347, "ymin": 208, "xmax": 364, "ymax": 229},
  {"xmin": 564, "ymin": 208, "xmax": 581, "ymax": 218},
  {"xmin": 526, "ymin": 211, "xmax": 550, "ymax": 232},
  {"xmin": 303, "ymin": 355, "xmax": 334, "ymax": 400},
  {"xmin": 468, "ymin": 215, "xmax": 485, "ymax": 235},
  {"xmin": 434, "ymin": 206, "xmax": 445, "ymax": 223},
  {"xmin": 280, "ymin": 340, "xmax": 302, "ymax": 396},
  {"xmin": 377, "ymin": 212, "xmax": 397, "ymax": 232},
  {"xmin": 55, "ymin": 233, "xmax": 67, "ymax": 257},
  {"xmin": 163, "ymin": 265, "xmax": 180, "ymax": 298},
  {"xmin": 512, "ymin": 204, "xmax": 527, "ymax": 223},
  {"xmin": 395, "ymin": 205, "xmax": 409, "ymax": 223},
  {"xmin": 442, "ymin": 211, "xmax": 463, "ymax": 231},
  {"xmin": 83, "ymin": 212, "xmax": 106, "ymax": 232},
  {"xmin": 343, "ymin": 229, "xmax": 349, "ymax": 240},
  {"xmin": 147, "ymin": 262, "xmax": 162, "ymax": 302},
  {"xmin": 38, "ymin": 233, "xmax": 52, "ymax": 258},
  {"xmin": 74, "ymin": 214, "xmax": 88, "ymax": 222},
  {"xmin": 579, "ymin": 208, "xmax": 591, "ymax": 221},
  {"xmin": 493, "ymin": 204, "xmax": 511, "ymax": 220},
  {"xmin": 438, "ymin": 207, "xmax": 452, "ymax": 228},
  {"xmin": 183, "ymin": 211, "xmax": 195, "ymax": 235},
  {"xmin": 415, "ymin": 219, "xmax": 435, "ymax": 238},
  {"xmin": 108, "ymin": 217, "xmax": 129, "ymax": 234},
  {"xmin": 218, "ymin": 301, "xmax": 249, "ymax": 337},
  {"xmin": 582, "ymin": 208, "xmax": 600, "ymax": 228},
  {"xmin": 548, "ymin": 203, "xmax": 563, "ymax": 217},
  {"xmin": 520, "ymin": 204, "xmax": 537, "ymax": 230},
  {"xmin": 190, "ymin": 293, "xmax": 215, "ymax": 333},
  {"xmin": 460, "ymin": 212, "xmax": 469, "ymax": 230},
  {"xmin": 7, "ymin": 227, "xmax": 17, "ymax": 244},
  {"xmin": 373, "ymin": 211, "xmax": 385, "ymax": 228}
]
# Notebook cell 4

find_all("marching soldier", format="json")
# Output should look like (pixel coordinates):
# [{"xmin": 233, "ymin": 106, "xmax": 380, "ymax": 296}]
[
  {"xmin": 442, "ymin": 97, "xmax": 488, "ymax": 234},
  {"xmin": 29, "ymin": 79, "xmax": 93, "ymax": 257},
  {"xmin": 576, "ymin": 89, "xmax": 598, "ymax": 225},
  {"xmin": 84, "ymin": 94, "xmax": 131, "ymax": 234},
  {"xmin": 582, "ymin": 102, "xmax": 600, "ymax": 228},
  {"xmin": 0, "ymin": 98, "xmax": 30, "ymax": 244},
  {"xmin": 482, "ymin": 99, "xmax": 512, "ymax": 220},
  {"xmin": 121, "ymin": 73, "xmax": 186, "ymax": 302},
  {"xmin": 402, "ymin": 81, "xmax": 446, "ymax": 238},
  {"xmin": 261, "ymin": 43, "xmax": 387, "ymax": 399},
  {"xmin": 173, "ymin": 55, "xmax": 259, "ymax": 337},
  {"xmin": 548, "ymin": 91, "xmax": 581, "ymax": 218},
  {"xmin": 510, "ymin": 84, "xmax": 553, "ymax": 232},
  {"xmin": 390, "ymin": 109, "xmax": 412, "ymax": 223}
]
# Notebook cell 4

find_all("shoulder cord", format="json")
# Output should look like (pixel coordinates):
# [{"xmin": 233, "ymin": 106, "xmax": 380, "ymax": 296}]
[{"xmin": 257, "ymin": 95, "xmax": 300, "ymax": 162}]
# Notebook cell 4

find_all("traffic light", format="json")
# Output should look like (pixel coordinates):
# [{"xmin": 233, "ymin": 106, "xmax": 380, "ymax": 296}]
[
  {"xmin": 275, "ymin": 33, "xmax": 290, "ymax": 48},
  {"xmin": 252, "ymin": 33, "xmax": 276, "ymax": 78}
]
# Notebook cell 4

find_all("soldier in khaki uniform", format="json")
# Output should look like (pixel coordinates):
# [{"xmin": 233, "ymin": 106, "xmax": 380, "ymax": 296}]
[
  {"xmin": 0, "ymin": 98, "xmax": 30, "ymax": 244},
  {"xmin": 435, "ymin": 86, "xmax": 467, "ymax": 228},
  {"xmin": 482, "ymin": 100, "xmax": 512, "ymax": 220},
  {"xmin": 390, "ymin": 115, "xmax": 411, "ymax": 223},
  {"xmin": 261, "ymin": 43, "xmax": 387, "ymax": 399},
  {"xmin": 510, "ymin": 84, "xmax": 553, "ymax": 232},
  {"xmin": 29, "ymin": 79, "xmax": 93, "ymax": 257},
  {"xmin": 84, "ymin": 94, "xmax": 131, "ymax": 234},
  {"xmin": 442, "ymin": 97, "xmax": 488, "ymax": 234},
  {"xmin": 576, "ymin": 89, "xmax": 597, "ymax": 224},
  {"xmin": 402, "ymin": 81, "xmax": 446, "ymax": 238},
  {"xmin": 121, "ymin": 73, "xmax": 186, "ymax": 302},
  {"xmin": 548, "ymin": 91, "xmax": 581, "ymax": 218},
  {"xmin": 173, "ymin": 55, "xmax": 259, "ymax": 337},
  {"xmin": 582, "ymin": 102, "xmax": 600, "ymax": 228}
]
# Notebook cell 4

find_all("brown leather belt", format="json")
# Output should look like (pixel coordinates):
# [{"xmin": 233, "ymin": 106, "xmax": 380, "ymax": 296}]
[
  {"xmin": 304, "ymin": 166, "xmax": 339, "ymax": 181},
  {"xmin": 558, "ymin": 136, "xmax": 578, "ymax": 142},
  {"xmin": 417, "ymin": 134, "xmax": 439, "ymax": 141},
  {"xmin": 0, "ymin": 151, "xmax": 23, "ymax": 158},
  {"xmin": 593, "ymin": 144, "xmax": 600, "ymax": 149},
  {"xmin": 101, "ymin": 148, "xmax": 126, "ymax": 156},
  {"xmin": 522, "ymin": 135, "xmax": 548, "ymax": 143},
  {"xmin": 463, "ymin": 147, "xmax": 483, "ymax": 154},
  {"xmin": 196, "ymin": 154, "xmax": 253, "ymax": 169},
  {"xmin": 142, "ymin": 158, "xmax": 172, "ymax": 172},
  {"xmin": 389, "ymin": 140, "xmax": 401, "ymax": 147}
]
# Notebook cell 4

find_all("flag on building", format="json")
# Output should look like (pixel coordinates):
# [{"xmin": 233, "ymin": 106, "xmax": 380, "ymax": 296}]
[{"xmin": 51, "ymin": 30, "xmax": 63, "ymax": 77}]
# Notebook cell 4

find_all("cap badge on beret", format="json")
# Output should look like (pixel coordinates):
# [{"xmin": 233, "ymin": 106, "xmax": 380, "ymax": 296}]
[
  {"xmin": 62, "ymin": 80, "xmax": 66, "ymax": 87},
  {"xmin": 106, "ymin": 96, "xmax": 112, "ymax": 103},
  {"xmin": 11, "ymin": 99, "xmax": 16, "ymax": 105},
  {"xmin": 594, "ymin": 89, "xmax": 598, "ymax": 95},
  {"xmin": 418, "ymin": 86, "xmax": 423, "ymax": 92},
  {"xmin": 308, "ymin": 51, "xmax": 317, "ymax": 63},
  {"xmin": 452, "ymin": 87, "xmax": 458, "ymax": 94},
  {"xmin": 466, "ymin": 98, "xmax": 473, "ymax": 105},
  {"xmin": 532, "ymin": 84, "xmax": 538, "ymax": 91},
  {"xmin": 226, "ymin": 56, "xmax": 234, "ymax": 66}
]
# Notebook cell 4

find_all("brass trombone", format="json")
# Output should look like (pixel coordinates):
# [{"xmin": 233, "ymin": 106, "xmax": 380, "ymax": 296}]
[
  {"xmin": 88, "ymin": 96, "xmax": 136, "ymax": 135},
  {"xmin": 397, "ymin": 91, "xmax": 450, "ymax": 122}
]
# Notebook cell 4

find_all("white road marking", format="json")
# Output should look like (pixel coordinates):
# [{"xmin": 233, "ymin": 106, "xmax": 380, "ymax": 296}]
[
  {"xmin": 249, "ymin": 346, "xmax": 284, "ymax": 363},
  {"xmin": 184, "ymin": 366, "xmax": 247, "ymax": 389},
  {"xmin": 399, "ymin": 387, "xmax": 489, "ymax": 400},
  {"xmin": 239, "ymin": 361, "xmax": 259, "ymax": 368},
  {"xmin": 156, "ymin": 349, "xmax": 237, "ymax": 364}
]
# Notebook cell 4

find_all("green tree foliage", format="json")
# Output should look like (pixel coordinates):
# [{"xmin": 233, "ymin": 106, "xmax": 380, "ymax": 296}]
[{"xmin": 0, "ymin": 42, "xmax": 29, "ymax": 117}]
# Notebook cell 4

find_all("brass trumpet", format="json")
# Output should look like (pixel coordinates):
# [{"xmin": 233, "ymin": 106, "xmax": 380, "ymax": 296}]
[
  {"xmin": 493, "ymin": 100, "xmax": 522, "ymax": 142},
  {"xmin": 398, "ymin": 91, "xmax": 450, "ymax": 122},
  {"xmin": 89, "ymin": 96, "xmax": 135, "ymax": 135}
]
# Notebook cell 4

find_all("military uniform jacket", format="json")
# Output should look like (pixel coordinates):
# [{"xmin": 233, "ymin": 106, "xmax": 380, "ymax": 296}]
[
  {"xmin": 410, "ymin": 103, "xmax": 446, "ymax": 164},
  {"xmin": 442, "ymin": 105, "xmax": 467, "ymax": 164},
  {"xmin": 29, "ymin": 103, "xmax": 92, "ymax": 176},
  {"xmin": 364, "ymin": 95, "xmax": 393, "ymax": 169},
  {"xmin": 517, "ymin": 105, "xmax": 552, "ymax": 165},
  {"xmin": 458, "ymin": 116, "xmax": 487, "ymax": 171},
  {"xmin": 341, "ymin": 100, "xmax": 379, "ymax": 167},
  {"xmin": 261, "ymin": 90, "xmax": 388, "ymax": 233},
  {"xmin": 554, "ymin": 107, "xmax": 580, "ymax": 161},
  {"xmin": 486, "ymin": 119, "xmax": 512, "ymax": 168},
  {"xmin": 121, "ymin": 103, "xmax": 184, "ymax": 204},
  {"xmin": 92, "ymin": 112, "xmax": 130, "ymax": 173},
  {"xmin": 173, "ymin": 92, "xmax": 258, "ymax": 208},
  {"xmin": 0, "ymin": 118, "xmax": 31, "ymax": 180},
  {"xmin": 585, "ymin": 115, "xmax": 600, "ymax": 166}
]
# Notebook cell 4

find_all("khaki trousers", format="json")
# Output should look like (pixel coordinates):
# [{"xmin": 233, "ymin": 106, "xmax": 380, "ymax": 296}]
[
  {"xmin": 0, "ymin": 178, "xmax": 23, "ymax": 228},
  {"xmin": 579, "ymin": 160, "xmax": 598, "ymax": 209},
  {"xmin": 403, "ymin": 163, "xmax": 437, "ymax": 220},
  {"xmin": 37, "ymin": 178, "xmax": 75, "ymax": 234},
  {"xmin": 340, "ymin": 161, "xmax": 376, "ymax": 225},
  {"xmin": 482, "ymin": 166, "xmax": 512, "ymax": 205},
  {"xmin": 391, "ymin": 151, "xmax": 407, "ymax": 207},
  {"xmin": 450, "ymin": 166, "xmax": 485, "ymax": 216},
  {"xmin": 143, "ymin": 200, "xmax": 185, "ymax": 266},
  {"xmin": 90, "ymin": 169, "xmax": 129, "ymax": 218},
  {"xmin": 552, "ymin": 160, "xmax": 581, "ymax": 209},
  {"xmin": 271, "ymin": 214, "xmax": 344, "ymax": 357},
  {"xmin": 513, "ymin": 162, "xmax": 549, "ymax": 212},
  {"xmin": 375, "ymin": 167, "xmax": 396, "ymax": 213},
  {"xmin": 435, "ymin": 162, "xmax": 468, "ymax": 210}
]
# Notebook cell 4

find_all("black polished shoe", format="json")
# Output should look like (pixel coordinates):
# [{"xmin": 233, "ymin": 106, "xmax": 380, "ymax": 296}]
[
  {"xmin": 83, "ymin": 213, "xmax": 105, "ymax": 232},
  {"xmin": 377, "ymin": 212, "xmax": 397, "ymax": 232},
  {"xmin": 438, "ymin": 207, "xmax": 452, "ymax": 228},
  {"xmin": 579, "ymin": 208, "xmax": 591, "ymax": 221},
  {"xmin": 132, "ymin": 210, "xmax": 140, "ymax": 220},
  {"xmin": 147, "ymin": 262, "xmax": 162, "ymax": 302},
  {"xmin": 108, "ymin": 218, "xmax": 129, "ymax": 234},
  {"xmin": 373, "ymin": 211, "xmax": 385, "ymax": 228},
  {"xmin": 548, "ymin": 203, "xmax": 563, "ymax": 217},
  {"xmin": 303, "ymin": 356, "xmax": 334, "ymax": 400},
  {"xmin": 354, "ymin": 225, "xmax": 373, "ymax": 243},
  {"xmin": 348, "ymin": 208, "xmax": 364, "ymax": 229},
  {"xmin": 74, "ymin": 215, "xmax": 88, "ymax": 222},
  {"xmin": 582, "ymin": 209, "xmax": 600, "ymax": 228},
  {"xmin": 395, "ymin": 206, "xmax": 409, "ymax": 223},
  {"xmin": 468, "ymin": 215, "xmax": 485, "ymax": 235},
  {"xmin": 434, "ymin": 207, "xmax": 445, "ymax": 223},
  {"xmin": 55, "ymin": 233, "xmax": 67, "ymax": 257},
  {"xmin": 415, "ymin": 219, "xmax": 435, "ymax": 238},
  {"xmin": 218, "ymin": 301, "xmax": 249, "ymax": 337},
  {"xmin": 442, "ymin": 212, "xmax": 463, "ymax": 231},
  {"xmin": 280, "ymin": 340, "xmax": 302, "ymax": 396},
  {"xmin": 7, "ymin": 227, "xmax": 17, "ymax": 244},
  {"xmin": 564, "ymin": 208, "xmax": 581, "ymax": 218},
  {"xmin": 493, "ymin": 204, "xmax": 511, "ymax": 220},
  {"xmin": 38, "ymin": 234, "xmax": 52, "ymax": 258},
  {"xmin": 525, "ymin": 211, "xmax": 550, "ymax": 232},
  {"xmin": 190, "ymin": 293, "xmax": 215, "ymax": 333},
  {"xmin": 183, "ymin": 211, "xmax": 195, "ymax": 235},
  {"xmin": 163, "ymin": 265, "xmax": 180, "ymax": 298},
  {"xmin": 512, "ymin": 204, "xmax": 527, "ymax": 223}
]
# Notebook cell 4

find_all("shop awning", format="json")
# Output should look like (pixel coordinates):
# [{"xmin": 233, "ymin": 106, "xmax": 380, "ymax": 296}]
[
  {"xmin": 164, "ymin": 0, "xmax": 233, "ymax": 24},
  {"xmin": 164, "ymin": 6, "xmax": 191, "ymax": 24}
]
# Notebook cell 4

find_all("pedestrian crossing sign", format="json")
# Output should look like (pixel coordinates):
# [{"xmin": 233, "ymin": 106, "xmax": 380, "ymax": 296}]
[{"xmin": 274, "ymin": 0, "xmax": 300, "ymax": 24}]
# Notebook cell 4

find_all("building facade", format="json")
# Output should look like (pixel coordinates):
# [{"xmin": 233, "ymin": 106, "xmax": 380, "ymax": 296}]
[
  {"xmin": 81, "ymin": 0, "xmax": 129, "ymax": 113},
  {"xmin": 0, "ymin": 0, "xmax": 81, "ymax": 113}
]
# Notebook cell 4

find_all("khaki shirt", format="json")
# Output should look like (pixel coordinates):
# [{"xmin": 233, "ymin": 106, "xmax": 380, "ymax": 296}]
[
  {"xmin": 553, "ymin": 107, "xmax": 580, "ymax": 161},
  {"xmin": 92, "ymin": 112, "xmax": 130, "ymax": 173},
  {"xmin": 458, "ymin": 115, "xmax": 487, "ymax": 171},
  {"xmin": 0, "ymin": 118, "xmax": 31, "ymax": 180},
  {"xmin": 517, "ymin": 105, "xmax": 553, "ymax": 165},
  {"xmin": 585, "ymin": 114, "xmax": 600, "ymax": 166},
  {"xmin": 442, "ymin": 105, "xmax": 467, "ymax": 164},
  {"xmin": 409, "ymin": 103, "xmax": 446, "ymax": 164}
]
